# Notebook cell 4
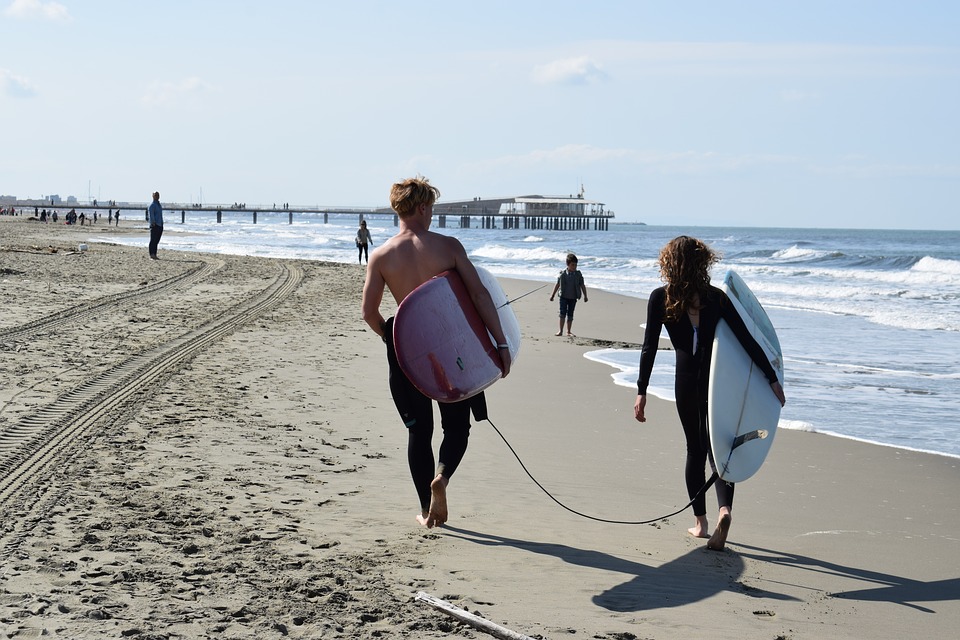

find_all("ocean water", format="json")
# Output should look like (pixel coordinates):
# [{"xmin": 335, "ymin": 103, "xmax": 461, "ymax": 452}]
[{"xmin": 97, "ymin": 212, "xmax": 960, "ymax": 458}]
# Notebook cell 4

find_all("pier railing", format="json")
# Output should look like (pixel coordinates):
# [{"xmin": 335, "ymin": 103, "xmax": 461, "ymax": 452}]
[{"xmin": 11, "ymin": 202, "xmax": 614, "ymax": 231}]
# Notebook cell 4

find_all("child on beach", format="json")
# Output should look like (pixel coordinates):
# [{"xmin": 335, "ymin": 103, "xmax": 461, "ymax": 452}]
[
  {"xmin": 361, "ymin": 176, "xmax": 512, "ymax": 528},
  {"xmin": 549, "ymin": 253, "xmax": 588, "ymax": 337}
]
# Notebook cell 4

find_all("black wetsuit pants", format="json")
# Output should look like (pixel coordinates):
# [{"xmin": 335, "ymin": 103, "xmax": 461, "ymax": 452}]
[
  {"xmin": 675, "ymin": 373, "xmax": 733, "ymax": 516},
  {"xmin": 384, "ymin": 317, "xmax": 473, "ymax": 511}
]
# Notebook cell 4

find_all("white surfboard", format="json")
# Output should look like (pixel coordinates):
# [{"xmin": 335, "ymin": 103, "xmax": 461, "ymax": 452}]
[{"xmin": 708, "ymin": 270, "xmax": 783, "ymax": 483}]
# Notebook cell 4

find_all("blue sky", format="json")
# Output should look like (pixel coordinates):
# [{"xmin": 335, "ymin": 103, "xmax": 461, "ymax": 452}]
[{"xmin": 2, "ymin": 1, "xmax": 958, "ymax": 229}]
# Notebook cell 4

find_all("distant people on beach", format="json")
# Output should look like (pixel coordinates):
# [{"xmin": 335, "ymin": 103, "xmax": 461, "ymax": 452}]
[
  {"xmin": 356, "ymin": 220, "xmax": 373, "ymax": 264},
  {"xmin": 549, "ymin": 253, "xmax": 588, "ymax": 337},
  {"xmin": 633, "ymin": 236, "xmax": 785, "ymax": 551},
  {"xmin": 148, "ymin": 191, "xmax": 164, "ymax": 260},
  {"xmin": 361, "ymin": 176, "xmax": 512, "ymax": 529}
]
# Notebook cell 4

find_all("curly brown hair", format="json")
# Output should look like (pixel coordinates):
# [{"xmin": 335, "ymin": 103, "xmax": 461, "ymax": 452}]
[
  {"xmin": 389, "ymin": 176, "xmax": 441, "ymax": 218},
  {"xmin": 658, "ymin": 236, "xmax": 720, "ymax": 322}
]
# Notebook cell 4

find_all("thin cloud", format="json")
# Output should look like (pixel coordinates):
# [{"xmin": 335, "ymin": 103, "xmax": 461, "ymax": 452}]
[
  {"xmin": 638, "ymin": 150, "xmax": 798, "ymax": 174},
  {"xmin": 4, "ymin": 0, "xmax": 71, "ymax": 21},
  {"xmin": 399, "ymin": 155, "xmax": 437, "ymax": 174},
  {"xmin": 501, "ymin": 146, "xmax": 960, "ymax": 179},
  {"xmin": 532, "ymin": 56, "xmax": 608, "ymax": 85},
  {"xmin": 780, "ymin": 88, "xmax": 820, "ymax": 103},
  {"xmin": 580, "ymin": 40, "xmax": 960, "ymax": 78},
  {"xmin": 525, "ymin": 144, "xmax": 631, "ymax": 163},
  {"xmin": 481, "ymin": 144, "xmax": 796, "ymax": 175},
  {"xmin": 1, "ymin": 68, "xmax": 37, "ymax": 97},
  {"xmin": 141, "ymin": 77, "xmax": 214, "ymax": 107},
  {"xmin": 813, "ymin": 160, "xmax": 960, "ymax": 179}
]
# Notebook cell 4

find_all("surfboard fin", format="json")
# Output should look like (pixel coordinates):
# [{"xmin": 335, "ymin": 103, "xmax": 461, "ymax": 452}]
[{"xmin": 732, "ymin": 429, "xmax": 768, "ymax": 450}]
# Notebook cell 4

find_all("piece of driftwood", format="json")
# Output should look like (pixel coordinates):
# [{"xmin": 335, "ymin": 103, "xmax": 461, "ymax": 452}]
[{"xmin": 415, "ymin": 591, "xmax": 538, "ymax": 640}]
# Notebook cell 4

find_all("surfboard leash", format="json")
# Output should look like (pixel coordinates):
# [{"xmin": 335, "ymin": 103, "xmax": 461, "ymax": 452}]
[
  {"xmin": 485, "ymin": 416, "xmax": 719, "ymax": 525},
  {"xmin": 498, "ymin": 284, "xmax": 549, "ymax": 309}
]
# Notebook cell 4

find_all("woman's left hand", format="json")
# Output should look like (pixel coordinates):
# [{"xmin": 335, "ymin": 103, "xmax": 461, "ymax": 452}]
[{"xmin": 634, "ymin": 394, "xmax": 647, "ymax": 422}]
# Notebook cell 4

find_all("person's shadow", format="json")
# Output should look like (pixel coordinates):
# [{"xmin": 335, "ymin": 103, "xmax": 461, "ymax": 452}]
[
  {"xmin": 444, "ymin": 526, "xmax": 956, "ymax": 613},
  {"xmin": 736, "ymin": 543, "xmax": 960, "ymax": 614},
  {"xmin": 442, "ymin": 525, "xmax": 796, "ymax": 612}
]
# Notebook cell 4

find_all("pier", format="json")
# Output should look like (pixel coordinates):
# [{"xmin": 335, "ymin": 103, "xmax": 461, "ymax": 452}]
[
  {"xmin": 10, "ymin": 193, "xmax": 615, "ymax": 230},
  {"xmin": 431, "ymin": 194, "xmax": 613, "ymax": 231}
]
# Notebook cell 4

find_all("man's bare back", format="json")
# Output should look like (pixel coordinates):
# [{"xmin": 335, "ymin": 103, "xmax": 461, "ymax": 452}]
[{"xmin": 371, "ymin": 226, "xmax": 466, "ymax": 304}]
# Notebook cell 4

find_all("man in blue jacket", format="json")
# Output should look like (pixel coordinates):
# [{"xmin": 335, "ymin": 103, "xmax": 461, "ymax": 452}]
[{"xmin": 148, "ymin": 191, "xmax": 163, "ymax": 260}]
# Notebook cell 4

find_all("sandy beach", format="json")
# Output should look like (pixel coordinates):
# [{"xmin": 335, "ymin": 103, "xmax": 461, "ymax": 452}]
[{"xmin": 1, "ymin": 215, "xmax": 958, "ymax": 639}]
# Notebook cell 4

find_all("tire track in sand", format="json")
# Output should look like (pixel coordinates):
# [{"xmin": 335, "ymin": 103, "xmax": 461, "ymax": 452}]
[
  {"xmin": 0, "ymin": 260, "xmax": 303, "ymax": 555},
  {"xmin": 0, "ymin": 255, "xmax": 224, "ymax": 343}
]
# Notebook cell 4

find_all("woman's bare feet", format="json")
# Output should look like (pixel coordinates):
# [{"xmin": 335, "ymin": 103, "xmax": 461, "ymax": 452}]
[
  {"xmin": 415, "ymin": 474, "xmax": 449, "ymax": 528},
  {"xmin": 688, "ymin": 515, "xmax": 710, "ymax": 538},
  {"xmin": 707, "ymin": 509, "xmax": 731, "ymax": 550}
]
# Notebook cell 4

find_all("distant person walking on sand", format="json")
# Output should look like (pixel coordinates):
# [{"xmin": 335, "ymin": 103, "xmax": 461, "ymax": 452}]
[
  {"xmin": 356, "ymin": 220, "xmax": 373, "ymax": 264},
  {"xmin": 115, "ymin": 209, "xmax": 120, "ymax": 226},
  {"xmin": 148, "ymin": 191, "xmax": 163, "ymax": 260},
  {"xmin": 549, "ymin": 253, "xmax": 588, "ymax": 337},
  {"xmin": 633, "ymin": 236, "xmax": 785, "ymax": 551},
  {"xmin": 361, "ymin": 176, "xmax": 512, "ymax": 529}
]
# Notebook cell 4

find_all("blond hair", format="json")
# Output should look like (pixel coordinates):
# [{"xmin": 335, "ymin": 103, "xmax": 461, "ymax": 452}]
[{"xmin": 389, "ymin": 176, "xmax": 441, "ymax": 218}]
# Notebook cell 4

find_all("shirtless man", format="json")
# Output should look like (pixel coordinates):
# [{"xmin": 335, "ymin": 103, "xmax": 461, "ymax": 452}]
[{"xmin": 361, "ymin": 176, "xmax": 512, "ymax": 528}]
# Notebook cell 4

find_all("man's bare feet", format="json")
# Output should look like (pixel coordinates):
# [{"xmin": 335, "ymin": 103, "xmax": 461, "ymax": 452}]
[
  {"xmin": 707, "ymin": 510, "xmax": 731, "ymax": 550},
  {"xmin": 415, "ymin": 474, "xmax": 449, "ymax": 528},
  {"xmin": 688, "ymin": 515, "xmax": 710, "ymax": 538},
  {"xmin": 555, "ymin": 331, "xmax": 563, "ymax": 336}
]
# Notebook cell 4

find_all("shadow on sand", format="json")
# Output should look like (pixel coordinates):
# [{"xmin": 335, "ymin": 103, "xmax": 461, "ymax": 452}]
[
  {"xmin": 442, "ymin": 525, "xmax": 797, "ymax": 612},
  {"xmin": 736, "ymin": 543, "xmax": 960, "ymax": 614},
  {"xmin": 445, "ymin": 526, "xmax": 955, "ymax": 614}
]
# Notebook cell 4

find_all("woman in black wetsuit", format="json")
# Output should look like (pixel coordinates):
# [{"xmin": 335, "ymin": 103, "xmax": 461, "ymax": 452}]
[{"xmin": 634, "ymin": 236, "xmax": 785, "ymax": 550}]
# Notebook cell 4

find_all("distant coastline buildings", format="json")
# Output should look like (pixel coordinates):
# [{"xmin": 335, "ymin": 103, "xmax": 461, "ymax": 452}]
[{"xmin": 1, "ymin": 194, "xmax": 78, "ymax": 206}]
